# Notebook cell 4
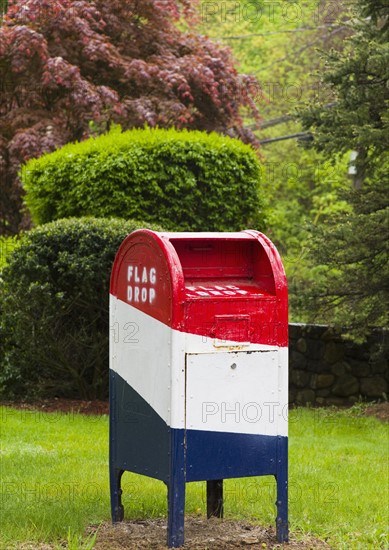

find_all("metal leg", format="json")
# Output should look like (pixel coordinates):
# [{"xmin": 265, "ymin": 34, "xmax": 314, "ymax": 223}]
[
  {"xmin": 207, "ymin": 479, "xmax": 224, "ymax": 518},
  {"xmin": 167, "ymin": 479, "xmax": 186, "ymax": 547},
  {"xmin": 109, "ymin": 370, "xmax": 124, "ymax": 523},
  {"xmin": 275, "ymin": 436, "xmax": 288, "ymax": 542},
  {"xmin": 167, "ymin": 430, "xmax": 186, "ymax": 548},
  {"xmin": 110, "ymin": 467, "xmax": 124, "ymax": 523}
]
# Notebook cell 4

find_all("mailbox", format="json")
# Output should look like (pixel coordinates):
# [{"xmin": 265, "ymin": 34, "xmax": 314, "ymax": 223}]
[{"xmin": 109, "ymin": 230, "xmax": 288, "ymax": 547}]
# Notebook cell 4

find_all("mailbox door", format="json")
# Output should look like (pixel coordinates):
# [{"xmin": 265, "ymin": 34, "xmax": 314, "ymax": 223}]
[{"xmin": 185, "ymin": 350, "xmax": 287, "ymax": 482}]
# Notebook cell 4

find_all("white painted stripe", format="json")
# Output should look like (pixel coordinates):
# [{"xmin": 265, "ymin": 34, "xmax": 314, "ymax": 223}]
[
  {"xmin": 110, "ymin": 296, "xmax": 288, "ymax": 436},
  {"xmin": 110, "ymin": 294, "xmax": 173, "ymax": 427},
  {"xmin": 186, "ymin": 351, "xmax": 288, "ymax": 436}
]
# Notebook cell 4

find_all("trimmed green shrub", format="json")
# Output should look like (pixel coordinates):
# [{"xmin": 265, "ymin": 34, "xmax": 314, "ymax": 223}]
[
  {"xmin": 0, "ymin": 217, "xmax": 162, "ymax": 400},
  {"xmin": 21, "ymin": 127, "xmax": 264, "ymax": 230},
  {"xmin": 0, "ymin": 236, "xmax": 18, "ymax": 270}
]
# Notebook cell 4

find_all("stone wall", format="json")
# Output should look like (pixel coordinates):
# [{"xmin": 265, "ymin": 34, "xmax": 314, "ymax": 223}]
[{"xmin": 289, "ymin": 324, "xmax": 388, "ymax": 406}]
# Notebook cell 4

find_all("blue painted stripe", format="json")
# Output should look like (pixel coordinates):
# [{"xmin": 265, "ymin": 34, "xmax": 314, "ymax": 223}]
[{"xmin": 185, "ymin": 429, "xmax": 285, "ymax": 482}]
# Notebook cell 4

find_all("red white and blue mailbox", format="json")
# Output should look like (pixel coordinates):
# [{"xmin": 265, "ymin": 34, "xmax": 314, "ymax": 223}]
[{"xmin": 109, "ymin": 230, "xmax": 288, "ymax": 547}]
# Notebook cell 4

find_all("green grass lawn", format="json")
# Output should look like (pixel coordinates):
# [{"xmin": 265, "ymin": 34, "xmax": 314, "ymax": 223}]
[{"xmin": 0, "ymin": 405, "xmax": 387, "ymax": 549}]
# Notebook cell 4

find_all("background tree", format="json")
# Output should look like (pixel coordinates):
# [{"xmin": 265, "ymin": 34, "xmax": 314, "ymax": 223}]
[
  {"xmin": 299, "ymin": 0, "xmax": 389, "ymax": 339},
  {"xmin": 0, "ymin": 0, "xmax": 260, "ymax": 235},
  {"xmin": 300, "ymin": 0, "xmax": 388, "ymax": 180}
]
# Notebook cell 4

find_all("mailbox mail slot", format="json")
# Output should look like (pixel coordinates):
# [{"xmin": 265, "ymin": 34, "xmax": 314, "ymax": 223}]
[{"xmin": 109, "ymin": 230, "xmax": 288, "ymax": 547}]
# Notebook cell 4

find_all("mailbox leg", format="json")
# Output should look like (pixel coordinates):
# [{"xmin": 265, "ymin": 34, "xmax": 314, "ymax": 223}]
[
  {"xmin": 167, "ymin": 480, "xmax": 185, "ymax": 547},
  {"xmin": 206, "ymin": 479, "xmax": 224, "ymax": 518},
  {"xmin": 275, "ymin": 436, "xmax": 288, "ymax": 542},
  {"xmin": 167, "ymin": 430, "xmax": 186, "ymax": 548},
  {"xmin": 110, "ymin": 467, "xmax": 124, "ymax": 523}
]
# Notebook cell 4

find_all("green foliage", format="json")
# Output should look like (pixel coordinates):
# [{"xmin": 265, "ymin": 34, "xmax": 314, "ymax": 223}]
[
  {"xmin": 298, "ymin": 0, "xmax": 389, "ymax": 338},
  {"xmin": 196, "ymin": 0, "xmax": 349, "ymax": 125},
  {"xmin": 0, "ymin": 0, "xmax": 7, "ymax": 19},
  {"xmin": 0, "ymin": 217, "xmax": 162, "ymax": 400},
  {"xmin": 262, "ymin": 149, "xmax": 351, "ymax": 322},
  {"xmin": 21, "ymin": 126, "xmax": 264, "ymax": 231},
  {"xmin": 300, "ymin": 6, "xmax": 389, "ymax": 175},
  {"xmin": 303, "ymin": 176, "xmax": 389, "ymax": 341},
  {"xmin": 263, "ymin": 149, "xmax": 350, "ymax": 253},
  {"xmin": 0, "ymin": 235, "xmax": 18, "ymax": 270}
]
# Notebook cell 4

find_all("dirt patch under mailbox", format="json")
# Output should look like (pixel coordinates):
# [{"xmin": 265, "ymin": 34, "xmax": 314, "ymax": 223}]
[{"xmin": 87, "ymin": 517, "xmax": 329, "ymax": 549}]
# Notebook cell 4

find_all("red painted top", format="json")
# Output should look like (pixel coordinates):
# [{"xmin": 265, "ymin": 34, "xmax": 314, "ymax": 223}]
[{"xmin": 110, "ymin": 230, "xmax": 288, "ymax": 346}]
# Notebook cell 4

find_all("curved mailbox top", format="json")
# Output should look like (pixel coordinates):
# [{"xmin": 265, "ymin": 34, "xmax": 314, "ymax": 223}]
[{"xmin": 110, "ymin": 229, "xmax": 288, "ymax": 347}]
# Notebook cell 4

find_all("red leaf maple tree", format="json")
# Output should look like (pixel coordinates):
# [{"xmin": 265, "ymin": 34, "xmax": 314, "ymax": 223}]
[{"xmin": 0, "ymin": 0, "xmax": 260, "ymax": 235}]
